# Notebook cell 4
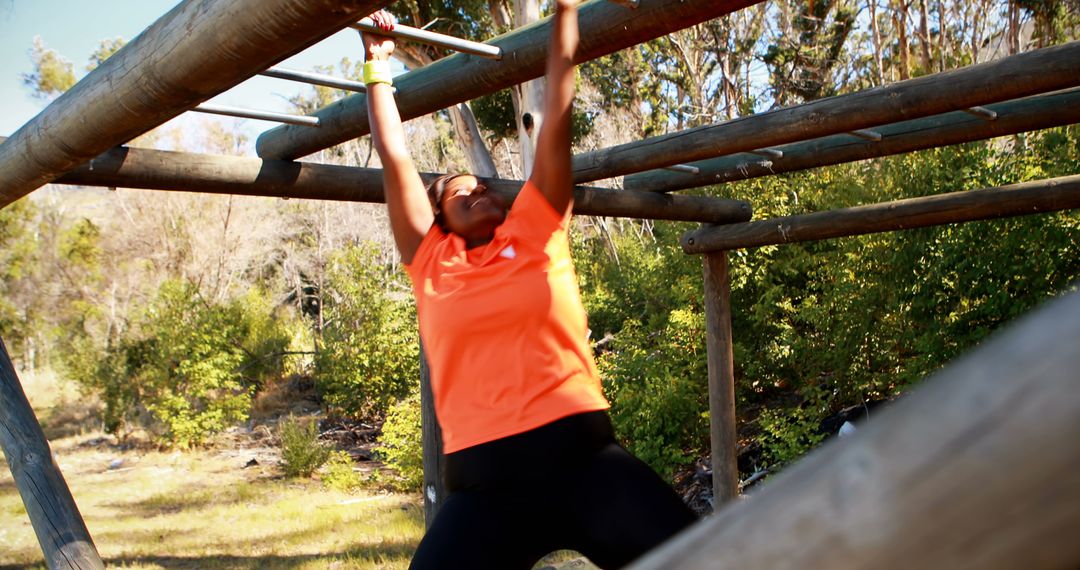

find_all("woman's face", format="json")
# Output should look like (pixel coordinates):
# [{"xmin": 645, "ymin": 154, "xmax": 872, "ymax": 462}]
[{"xmin": 440, "ymin": 175, "xmax": 507, "ymax": 246}]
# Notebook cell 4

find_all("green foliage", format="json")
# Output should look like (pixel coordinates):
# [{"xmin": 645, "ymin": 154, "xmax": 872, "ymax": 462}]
[
  {"xmin": 279, "ymin": 415, "xmax": 330, "ymax": 478},
  {"xmin": 322, "ymin": 450, "xmax": 363, "ymax": 492},
  {"xmin": 756, "ymin": 388, "xmax": 829, "ymax": 468},
  {"xmin": 315, "ymin": 243, "xmax": 419, "ymax": 419},
  {"xmin": 374, "ymin": 393, "xmax": 424, "ymax": 492},
  {"xmin": 22, "ymin": 36, "xmax": 75, "ymax": 99},
  {"xmin": 575, "ymin": 128, "xmax": 1079, "ymax": 479},
  {"xmin": 61, "ymin": 281, "xmax": 295, "ymax": 446}
]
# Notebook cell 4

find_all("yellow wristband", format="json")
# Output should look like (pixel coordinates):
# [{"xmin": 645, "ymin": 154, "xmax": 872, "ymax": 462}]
[{"xmin": 363, "ymin": 60, "xmax": 393, "ymax": 86}]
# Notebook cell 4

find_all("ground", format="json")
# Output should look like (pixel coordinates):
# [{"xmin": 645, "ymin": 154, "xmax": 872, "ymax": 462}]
[{"xmin": 0, "ymin": 370, "xmax": 596, "ymax": 569}]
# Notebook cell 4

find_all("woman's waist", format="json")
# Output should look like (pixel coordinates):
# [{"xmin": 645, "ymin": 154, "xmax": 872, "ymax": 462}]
[{"xmin": 444, "ymin": 410, "xmax": 615, "ymax": 492}]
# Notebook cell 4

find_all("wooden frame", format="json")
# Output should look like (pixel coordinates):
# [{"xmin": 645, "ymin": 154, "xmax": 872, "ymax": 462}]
[
  {"xmin": 0, "ymin": 0, "xmax": 391, "ymax": 209},
  {"xmin": 0, "ymin": 1, "xmax": 1077, "ymax": 566},
  {"xmin": 254, "ymin": 0, "xmax": 760, "ymax": 160}
]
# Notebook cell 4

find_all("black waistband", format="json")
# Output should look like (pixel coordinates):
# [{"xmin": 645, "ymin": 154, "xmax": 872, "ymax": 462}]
[{"xmin": 444, "ymin": 411, "xmax": 615, "ymax": 492}]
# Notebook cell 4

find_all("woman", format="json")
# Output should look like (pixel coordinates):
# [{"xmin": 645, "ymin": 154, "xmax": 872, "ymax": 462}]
[{"xmin": 361, "ymin": 3, "xmax": 697, "ymax": 568}]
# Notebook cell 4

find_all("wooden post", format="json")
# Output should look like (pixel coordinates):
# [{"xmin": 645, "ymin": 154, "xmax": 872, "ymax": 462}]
[
  {"xmin": 571, "ymin": 41, "xmax": 1080, "ymax": 184},
  {"xmin": 681, "ymin": 174, "xmax": 1080, "ymax": 253},
  {"xmin": 702, "ymin": 252, "xmax": 739, "ymax": 506},
  {"xmin": 0, "ymin": 336, "xmax": 103, "ymax": 570},
  {"xmin": 419, "ymin": 343, "xmax": 446, "ymax": 527},
  {"xmin": 628, "ymin": 289, "xmax": 1080, "ymax": 569},
  {"xmin": 623, "ymin": 88, "xmax": 1080, "ymax": 193},
  {"xmin": 0, "ymin": 0, "xmax": 390, "ymax": 208},
  {"xmin": 24, "ymin": 142, "xmax": 750, "ymax": 225},
  {"xmin": 255, "ymin": 0, "xmax": 761, "ymax": 160}
]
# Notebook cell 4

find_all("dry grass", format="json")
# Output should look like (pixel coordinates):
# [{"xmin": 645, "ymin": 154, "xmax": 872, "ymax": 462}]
[{"xmin": 0, "ymin": 369, "xmax": 424, "ymax": 570}]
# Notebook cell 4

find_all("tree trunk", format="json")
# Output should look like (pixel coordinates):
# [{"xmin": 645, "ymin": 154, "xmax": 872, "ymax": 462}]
[
  {"xmin": 869, "ymin": 0, "xmax": 885, "ymax": 84},
  {"xmin": 895, "ymin": 0, "xmax": 911, "ymax": 80},
  {"xmin": 918, "ymin": 0, "xmax": 932, "ymax": 72},
  {"xmin": 512, "ymin": 0, "xmax": 543, "ymax": 178},
  {"xmin": 449, "ymin": 103, "xmax": 499, "ymax": 177}
]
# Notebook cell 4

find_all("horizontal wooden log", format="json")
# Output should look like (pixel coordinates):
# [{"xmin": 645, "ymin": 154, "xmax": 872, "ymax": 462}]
[
  {"xmin": 624, "ymin": 89, "xmax": 1080, "ymax": 193},
  {"xmin": 629, "ymin": 288, "xmax": 1080, "ymax": 570},
  {"xmin": 255, "ymin": 0, "xmax": 760, "ymax": 160},
  {"xmin": 574, "ymin": 41, "xmax": 1080, "ymax": 184},
  {"xmin": 39, "ymin": 143, "xmax": 751, "ymax": 224},
  {"xmin": 681, "ymin": 175, "xmax": 1080, "ymax": 253},
  {"xmin": 0, "ymin": 336, "xmax": 103, "ymax": 570},
  {"xmin": 0, "ymin": 0, "xmax": 390, "ymax": 209}
]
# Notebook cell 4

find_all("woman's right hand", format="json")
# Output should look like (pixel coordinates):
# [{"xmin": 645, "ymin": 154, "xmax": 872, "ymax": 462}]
[{"xmin": 361, "ymin": 10, "xmax": 396, "ymax": 61}]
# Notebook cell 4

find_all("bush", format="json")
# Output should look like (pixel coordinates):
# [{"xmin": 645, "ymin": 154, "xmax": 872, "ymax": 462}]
[
  {"xmin": 315, "ymin": 244, "xmax": 420, "ymax": 419},
  {"xmin": 322, "ymin": 450, "xmax": 363, "ymax": 492},
  {"xmin": 279, "ymin": 415, "xmax": 330, "ymax": 478},
  {"xmin": 374, "ymin": 393, "xmax": 424, "ymax": 491}
]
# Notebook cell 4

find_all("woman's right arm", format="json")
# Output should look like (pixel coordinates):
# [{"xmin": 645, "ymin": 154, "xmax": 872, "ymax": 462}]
[{"xmin": 363, "ymin": 14, "xmax": 433, "ymax": 265}]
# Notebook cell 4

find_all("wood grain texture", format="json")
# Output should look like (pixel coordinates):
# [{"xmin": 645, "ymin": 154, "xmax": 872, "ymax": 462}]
[
  {"xmin": 574, "ymin": 41, "xmax": 1080, "ymax": 184},
  {"xmin": 0, "ymin": 337, "xmax": 103, "ymax": 570},
  {"xmin": 682, "ymin": 175, "xmax": 1080, "ymax": 253},
  {"xmin": 43, "ymin": 144, "xmax": 752, "ymax": 224},
  {"xmin": 702, "ymin": 253, "xmax": 739, "ymax": 505},
  {"xmin": 255, "ymin": 0, "xmax": 761, "ymax": 160},
  {"xmin": 624, "ymin": 89, "xmax": 1080, "ymax": 193},
  {"xmin": 0, "ymin": 0, "xmax": 390, "ymax": 208},
  {"xmin": 629, "ymin": 289, "xmax": 1080, "ymax": 570}
]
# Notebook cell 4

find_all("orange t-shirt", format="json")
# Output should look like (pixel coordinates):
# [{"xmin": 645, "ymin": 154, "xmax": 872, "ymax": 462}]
[{"xmin": 404, "ymin": 181, "xmax": 610, "ymax": 453}]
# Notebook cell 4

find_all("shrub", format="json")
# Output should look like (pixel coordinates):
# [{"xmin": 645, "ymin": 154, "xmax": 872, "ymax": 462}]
[
  {"xmin": 374, "ymin": 393, "xmax": 424, "ymax": 491},
  {"xmin": 279, "ymin": 415, "xmax": 330, "ymax": 478},
  {"xmin": 322, "ymin": 450, "xmax": 363, "ymax": 492},
  {"xmin": 315, "ymin": 244, "xmax": 420, "ymax": 419}
]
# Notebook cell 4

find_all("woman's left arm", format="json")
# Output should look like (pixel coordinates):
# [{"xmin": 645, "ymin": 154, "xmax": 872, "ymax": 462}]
[{"xmin": 529, "ymin": 0, "xmax": 578, "ymax": 217}]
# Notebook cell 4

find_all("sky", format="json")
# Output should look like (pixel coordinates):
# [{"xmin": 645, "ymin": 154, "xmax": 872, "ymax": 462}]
[{"xmin": 0, "ymin": 0, "xmax": 374, "ymax": 151}]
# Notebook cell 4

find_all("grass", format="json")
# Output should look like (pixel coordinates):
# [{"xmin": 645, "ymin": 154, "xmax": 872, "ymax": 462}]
[
  {"xmin": 0, "ymin": 369, "xmax": 424, "ymax": 570},
  {"xmin": 0, "ymin": 370, "xmax": 597, "ymax": 570}
]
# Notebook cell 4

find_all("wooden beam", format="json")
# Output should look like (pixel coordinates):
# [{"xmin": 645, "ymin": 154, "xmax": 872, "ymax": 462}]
[
  {"xmin": 419, "ymin": 344, "xmax": 446, "ymax": 528},
  {"xmin": 681, "ymin": 175, "xmax": 1080, "ymax": 254},
  {"xmin": 0, "ymin": 0, "xmax": 390, "ymax": 209},
  {"xmin": 574, "ymin": 41, "xmax": 1080, "ymax": 184},
  {"xmin": 39, "ymin": 144, "xmax": 751, "ymax": 224},
  {"xmin": 255, "ymin": 0, "xmax": 761, "ymax": 160},
  {"xmin": 629, "ymin": 288, "xmax": 1080, "ymax": 569},
  {"xmin": 702, "ymin": 253, "xmax": 739, "ymax": 506},
  {"xmin": 625, "ymin": 89, "xmax": 1080, "ymax": 193},
  {"xmin": 0, "ymin": 337, "xmax": 103, "ymax": 570}
]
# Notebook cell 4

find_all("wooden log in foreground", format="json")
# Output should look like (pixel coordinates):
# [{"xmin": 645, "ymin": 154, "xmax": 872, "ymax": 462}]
[
  {"xmin": 42, "ymin": 144, "xmax": 751, "ymax": 224},
  {"xmin": 629, "ymin": 288, "xmax": 1080, "ymax": 570},
  {"xmin": 624, "ymin": 89, "xmax": 1080, "ymax": 193},
  {"xmin": 0, "ymin": 0, "xmax": 389, "ymax": 209},
  {"xmin": 255, "ymin": 0, "xmax": 760, "ymax": 160},
  {"xmin": 573, "ymin": 41, "xmax": 1080, "ymax": 184},
  {"xmin": 681, "ymin": 175, "xmax": 1080, "ymax": 253},
  {"xmin": 0, "ymin": 337, "xmax": 103, "ymax": 570}
]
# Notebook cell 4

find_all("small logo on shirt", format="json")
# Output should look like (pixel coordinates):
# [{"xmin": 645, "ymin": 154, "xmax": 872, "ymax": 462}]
[{"xmin": 500, "ymin": 245, "xmax": 517, "ymax": 259}]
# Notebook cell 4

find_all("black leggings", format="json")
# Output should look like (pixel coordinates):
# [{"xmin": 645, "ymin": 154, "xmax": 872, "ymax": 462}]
[{"xmin": 409, "ymin": 412, "xmax": 697, "ymax": 570}]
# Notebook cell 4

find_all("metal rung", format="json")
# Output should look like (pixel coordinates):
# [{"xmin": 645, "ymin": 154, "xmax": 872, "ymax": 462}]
[
  {"xmin": 964, "ymin": 106, "xmax": 998, "ymax": 120},
  {"xmin": 849, "ymin": 129, "xmax": 883, "ymax": 142},
  {"xmin": 750, "ymin": 148, "xmax": 784, "ymax": 160},
  {"xmin": 193, "ymin": 104, "xmax": 320, "ymax": 127},
  {"xmin": 665, "ymin": 164, "xmax": 700, "ymax": 175},
  {"xmin": 261, "ymin": 66, "xmax": 367, "ymax": 93},
  {"xmin": 351, "ymin": 18, "xmax": 502, "ymax": 60}
]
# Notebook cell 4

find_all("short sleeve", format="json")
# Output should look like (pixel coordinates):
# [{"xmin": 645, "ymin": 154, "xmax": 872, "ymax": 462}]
[{"xmin": 503, "ymin": 180, "xmax": 571, "ymax": 243}]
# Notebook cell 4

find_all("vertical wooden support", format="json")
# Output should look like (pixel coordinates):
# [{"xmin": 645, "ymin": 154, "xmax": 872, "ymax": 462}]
[
  {"xmin": 702, "ymin": 252, "xmax": 739, "ymax": 505},
  {"xmin": 419, "ymin": 343, "xmax": 446, "ymax": 527},
  {"xmin": 0, "ymin": 336, "xmax": 104, "ymax": 570}
]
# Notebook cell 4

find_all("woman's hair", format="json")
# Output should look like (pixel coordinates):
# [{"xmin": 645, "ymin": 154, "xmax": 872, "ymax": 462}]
[{"xmin": 426, "ymin": 172, "xmax": 466, "ymax": 231}]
